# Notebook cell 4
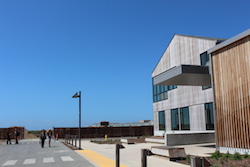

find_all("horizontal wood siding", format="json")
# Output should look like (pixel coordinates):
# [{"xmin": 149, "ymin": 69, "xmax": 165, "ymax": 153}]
[{"xmin": 212, "ymin": 36, "xmax": 250, "ymax": 149}]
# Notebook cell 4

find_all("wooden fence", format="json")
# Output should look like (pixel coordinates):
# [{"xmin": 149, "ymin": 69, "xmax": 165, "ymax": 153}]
[
  {"xmin": 54, "ymin": 126, "xmax": 153, "ymax": 139},
  {"xmin": 0, "ymin": 127, "xmax": 25, "ymax": 140}
]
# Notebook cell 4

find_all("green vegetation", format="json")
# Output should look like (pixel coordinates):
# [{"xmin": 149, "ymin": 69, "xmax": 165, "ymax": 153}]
[
  {"xmin": 207, "ymin": 151, "xmax": 250, "ymax": 166},
  {"xmin": 222, "ymin": 151, "xmax": 231, "ymax": 160},
  {"xmin": 210, "ymin": 150, "xmax": 222, "ymax": 160},
  {"xmin": 244, "ymin": 152, "xmax": 250, "ymax": 159},
  {"xmin": 186, "ymin": 154, "xmax": 191, "ymax": 164},
  {"xmin": 231, "ymin": 152, "xmax": 242, "ymax": 161}
]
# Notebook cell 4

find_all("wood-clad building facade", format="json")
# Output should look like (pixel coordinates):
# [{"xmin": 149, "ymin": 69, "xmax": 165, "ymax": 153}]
[{"xmin": 208, "ymin": 29, "xmax": 250, "ymax": 154}]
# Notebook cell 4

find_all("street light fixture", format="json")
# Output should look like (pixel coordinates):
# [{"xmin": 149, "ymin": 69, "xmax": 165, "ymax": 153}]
[{"xmin": 72, "ymin": 91, "xmax": 82, "ymax": 150}]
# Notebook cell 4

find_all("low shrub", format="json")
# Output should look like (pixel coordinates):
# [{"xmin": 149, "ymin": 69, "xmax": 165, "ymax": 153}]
[
  {"xmin": 244, "ymin": 152, "xmax": 250, "ymax": 159},
  {"xmin": 210, "ymin": 150, "xmax": 222, "ymax": 160},
  {"xmin": 222, "ymin": 151, "xmax": 231, "ymax": 160},
  {"xmin": 231, "ymin": 152, "xmax": 242, "ymax": 161},
  {"xmin": 186, "ymin": 154, "xmax": 191, "ymax": 164}
]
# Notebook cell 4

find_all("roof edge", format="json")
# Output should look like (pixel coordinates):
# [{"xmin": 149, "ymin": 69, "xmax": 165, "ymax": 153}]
[{"xmin": 207, "ymin": 29, "xmax": 250, "ymax": 54}]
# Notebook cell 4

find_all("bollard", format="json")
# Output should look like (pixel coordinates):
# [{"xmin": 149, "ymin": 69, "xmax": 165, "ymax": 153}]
[
  {"xmin": 75, "ymin": 135, "xmax": 77, "ymax": 147},
  {"xmin": 116, "ymin": 144, "xmax": 125, "ymax": 167},
  {"xmin": 141, "ymin": 149, "xmax": 147, "ymax": 167},
  {"xmin": 141, "ymin": 149, "xmax": 154, "ymax": 167},
  {"xmin": 65, "ymin": 134, "xmax": 68, "ymax": 143}
]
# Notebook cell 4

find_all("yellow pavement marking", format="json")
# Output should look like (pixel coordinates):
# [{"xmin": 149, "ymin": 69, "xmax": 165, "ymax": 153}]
[{"xmin": 77, "ymin": 150, "xmax": 127, "ymax": 167}]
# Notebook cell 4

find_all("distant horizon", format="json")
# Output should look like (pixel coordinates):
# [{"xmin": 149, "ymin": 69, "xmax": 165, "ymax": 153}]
[{"xmin": 2, "ymin": 119, "xmax": 153, "ymax": 131}]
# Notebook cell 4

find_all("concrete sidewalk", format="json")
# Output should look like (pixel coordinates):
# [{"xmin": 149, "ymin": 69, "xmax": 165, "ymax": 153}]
[{"xmin": 76, "ymin": 139, "xmax": 216, "ymax": 167}]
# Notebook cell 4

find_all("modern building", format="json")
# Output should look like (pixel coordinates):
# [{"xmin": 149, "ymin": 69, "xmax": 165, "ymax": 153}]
[
  {"xmin": 152, "ymin": 29, "xmax": 250, "ymax": 154},
  {"xmin": 152, "ymin": 34, "xmax": 225, "ymax": 145}
]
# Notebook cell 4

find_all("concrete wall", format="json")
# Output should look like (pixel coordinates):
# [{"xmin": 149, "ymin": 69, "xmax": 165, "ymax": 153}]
[{"xmin": 165, "ymin": 132, "xmax": 215, "ymax": 146}]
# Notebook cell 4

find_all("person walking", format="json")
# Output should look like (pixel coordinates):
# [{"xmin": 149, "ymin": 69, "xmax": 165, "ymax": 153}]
[
  {"xmin": 40, "ymin": 129, "xmax": 46, "ymax": 148},
  {"xmin": 46, "ymin": 129, "xmax": 52, "ymax": 147},
  {"xmin": 14, "ymin": 128, "xmax": 19, "ymax": 144},
  {"xmin": 6, "ymin": 130, "xmax": 11, "ymax": 144}
]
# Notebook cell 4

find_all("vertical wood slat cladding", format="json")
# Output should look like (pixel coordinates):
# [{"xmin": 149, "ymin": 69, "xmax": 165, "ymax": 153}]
[{"xmin": 212, "ymin": 36, "xmax": 250, "ymax": 149}]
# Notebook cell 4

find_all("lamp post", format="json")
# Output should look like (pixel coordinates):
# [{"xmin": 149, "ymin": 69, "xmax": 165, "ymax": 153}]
[{"xmin": 72, "ymin": 91, "xmax": 81, "ymax": 150}]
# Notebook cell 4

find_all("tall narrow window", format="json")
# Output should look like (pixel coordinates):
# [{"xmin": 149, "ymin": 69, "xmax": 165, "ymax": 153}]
[
  {"xmin": 200, "ymin": 51, "xmax": 209, "ymax": 66},
  {"xmin": 180, "ymin": 107, "xmax": 190, "ymax": 130},
  {"xmin": 171, "ymin": 107, "xmax": 190, "ymax": 130},
  {"xmin": 205, "ymin": 103, "xmax": 214, "ymax": 130},
  {"xmin": 171, "ymin": 109, "xmax": 179, "ymax": 130},
  {"xmin": 200, "ymin": 52, "xmax": 211, "ymax": 90},
  {"xmin": 158, "ymin": 111, "xmax": 165, "ymax": 130}
]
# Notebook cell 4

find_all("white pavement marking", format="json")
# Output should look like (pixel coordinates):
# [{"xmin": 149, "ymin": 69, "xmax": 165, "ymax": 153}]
[
  {"xmin": 43, "ymin": 157, "xmax": 55, "ymax": 163},
  {"xmin": 2, "ymin": 160, "xmax": 18, "ymax": 166},
  {"xmin": 61, "ymin": 156, "xmax": 74, "ymax": 161},
  {"xmin": 23, "ymin": 158, "xmax": 36, "ymax": 165}
]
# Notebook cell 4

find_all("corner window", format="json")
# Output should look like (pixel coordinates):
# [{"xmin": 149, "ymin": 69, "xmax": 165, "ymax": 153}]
[
  {"xmin": 152, "ymin": 80, "xmax": 177, "ymax": 102},
  {"xmin": 200, "ymin": 52, "xmax": 211, "ymax": 90},
  {"xmin": 200, "ymin": 51, "xmax": 209, "ymax": 66}
]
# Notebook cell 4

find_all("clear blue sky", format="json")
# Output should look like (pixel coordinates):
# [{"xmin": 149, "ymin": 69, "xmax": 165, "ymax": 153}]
[{"xmin": 1, "ymin": 0, "xmax": 250, "ymax": 130}]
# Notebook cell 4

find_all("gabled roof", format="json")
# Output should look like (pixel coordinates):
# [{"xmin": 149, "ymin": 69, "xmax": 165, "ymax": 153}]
[{"xmin": 152, "ymin": 34, "xmax": 226, "ymax": 74}]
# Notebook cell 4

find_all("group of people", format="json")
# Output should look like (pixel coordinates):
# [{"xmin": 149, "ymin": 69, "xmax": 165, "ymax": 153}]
[
  {"xmin": 6, "ymin": 128, "xmax": 20, "ymax": 145},
  {"xmin": 40, "ymin": 129, "xmax": 52, "ymax": 148},
  {"xmin": 6, "ymin": 128, "xmax": 53, "ymax": 148}
]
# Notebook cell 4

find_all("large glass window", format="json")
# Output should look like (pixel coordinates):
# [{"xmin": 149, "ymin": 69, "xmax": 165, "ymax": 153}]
[
  {"xmin": 158, "ymin": 111, "xmax": 165, "ymax": 130},
  {"xmin": 171, "ymin": 107, "xmax": 190, "ymax": 130},
  {"xmin": 152, "ymin": 82, "xmax": 177, "ymax": 102},
  {"xmin": 205, "ymin": 103, "xmax": 214, "ymax": 130}
]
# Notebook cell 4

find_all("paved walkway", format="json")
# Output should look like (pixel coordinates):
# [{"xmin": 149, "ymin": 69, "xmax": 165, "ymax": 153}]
[{"xmin": 76, "ymin": 139, "xmax": 216, "ymax": 167}]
